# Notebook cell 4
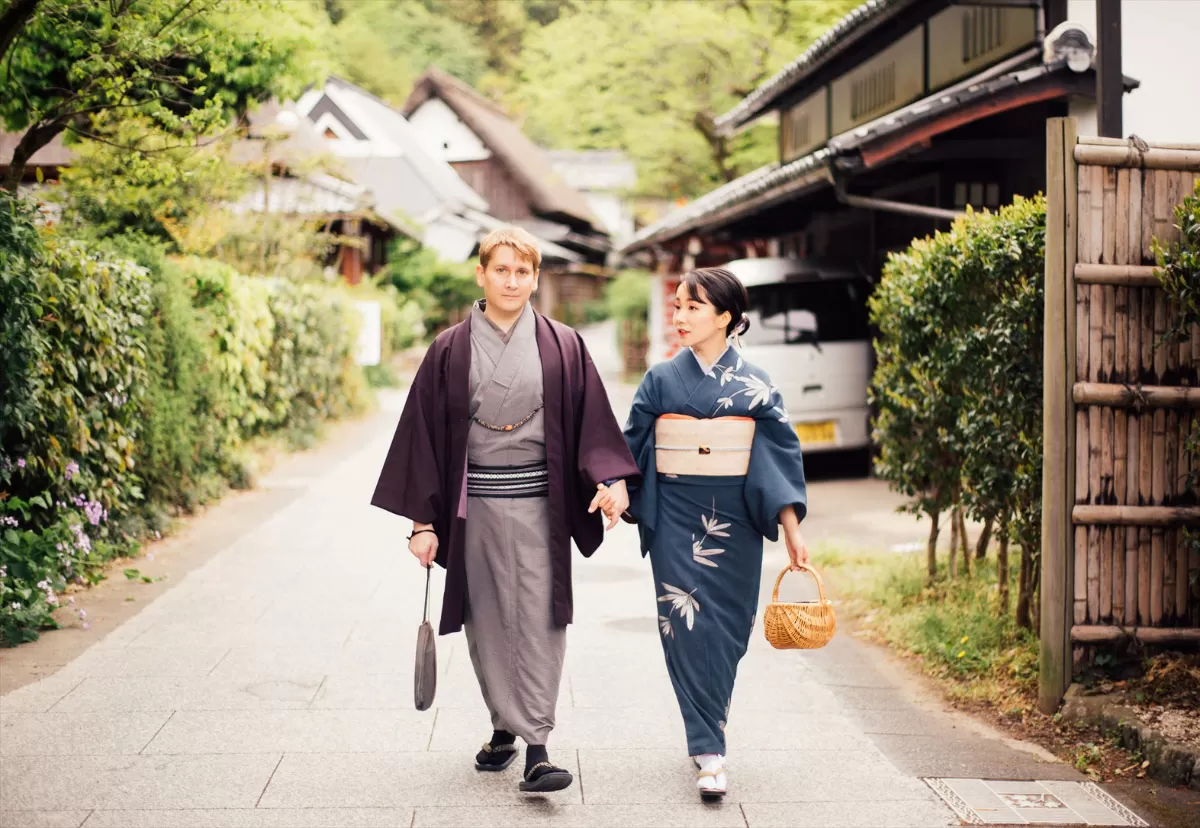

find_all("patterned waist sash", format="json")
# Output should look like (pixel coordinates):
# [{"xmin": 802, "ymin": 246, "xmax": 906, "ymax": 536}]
[{"xmin": 466, "ymin": 462, "xmax": 549, "ymax": 498}]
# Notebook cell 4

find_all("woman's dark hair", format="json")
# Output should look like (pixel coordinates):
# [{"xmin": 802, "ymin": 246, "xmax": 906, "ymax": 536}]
[{"xmin": 680, "ymin": 267, "xmax": 751, "ymax": 337}]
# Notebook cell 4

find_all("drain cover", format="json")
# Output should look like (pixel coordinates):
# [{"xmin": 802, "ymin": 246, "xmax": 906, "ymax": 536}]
[{"xmin": 924, "ymin": 779, "xmax": 1148, "ymax": 826}]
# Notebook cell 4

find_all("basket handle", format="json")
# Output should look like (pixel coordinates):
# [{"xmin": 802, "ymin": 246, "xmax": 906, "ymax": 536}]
[{"xmin": 771, "ymin": 564, "xmax": 829, "ymax": 604}]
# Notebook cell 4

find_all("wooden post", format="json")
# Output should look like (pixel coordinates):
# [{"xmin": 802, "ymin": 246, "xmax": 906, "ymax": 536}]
[
  {"xmin": 1041, "ymin": 117, "xmax": 1078, "ymax": 714},
  {"xmin": 1096, "ymin": 0, "xmax": 1123, "ymax": 139}
]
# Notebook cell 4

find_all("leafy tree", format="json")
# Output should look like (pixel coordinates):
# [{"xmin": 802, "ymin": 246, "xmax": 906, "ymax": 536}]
[
  {"xmin": 0, "ymin": 0, "xmax": 326, "ymax": 190},
  {"xmin": 329, "ymin": 1, "xmax": 486, "ymax": 105},
  {"xmin": 511, "ymin": 0, "xmax": 856, "ymax": 198}
]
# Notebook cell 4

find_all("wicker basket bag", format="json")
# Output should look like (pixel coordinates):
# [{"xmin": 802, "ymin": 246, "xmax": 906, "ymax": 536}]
[{"xmin": 763, "ymin": 564, "xmax": 836, "ymax": 650}]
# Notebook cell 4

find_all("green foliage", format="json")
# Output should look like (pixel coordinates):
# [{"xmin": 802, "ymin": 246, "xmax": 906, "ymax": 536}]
[
  {"xmin": 329, "ymin": 1, "xmax": 487, "ymax": 104},
  {"xmin": 0, "ymin": 493, "xmax": 126, "ymax": 646},
  {"xmin": 869, "ymin": 197, "xmax": 1046, "ymax": 621},
  {"xmin": 1155, "ymin": 179, "xmax": 1200, "ymax": 559},
  {"xmin": 261, "ymin": 278, "xmax": 363, "ymax": 432},
  {"xmin": 383, "ymin": 237, "xmax": 478, "ymax": 332},
  {"xmin": 18, "ymin": 237, "xmax": 154, "ymax": 520},
  {"xmin": 0, "ymin": 0, "xmax": 327, "ymax": 188},
  {"xmin": 822, "ymin": 547, "xmax": 1039, "ymax": 688},
  {"xmin": 512, "ymin": 0, "xmax": 856, "ymax": 198},
  {"xmin": 606, "ymin": 269, "xmax": 652, "ymax": 321},
  {"xmin": 58, "ymin": 119, "xmax": 250, "ymax": 245},
  {"xmin": 0, "ymin": 194, "xmax": 47, "ymax": 464}
]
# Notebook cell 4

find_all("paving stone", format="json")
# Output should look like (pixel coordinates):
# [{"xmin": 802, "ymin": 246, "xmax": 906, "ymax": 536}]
[
  {"xmin": 0, "ymin": 676, "xmax": 86, "ymax": 714},
  {"xmin": 842, "ymin": 708, "xmax": 961, "ymax": 737},
  {"xmin": 412, "ymin": 803, "xmax": 747, "ymax": 827},
  {"xmin": 742, "ymin": 800, "xmax": 959, "ymax": 827},
  {"xmin": 577, "ymin": 749, "xmax": 931, "ymax": 805},
  {"xmin": 0, "ymin": 812, "xmax": 90, "ymax": 828},
  {"xmin": 142, "ymin": 709, "xmax": 433, "ymax": 754},
  {"xmin": 48, "ymin": 677, "xmax": 321, "ymax": 713},
  {"xmin": 0, "ymin": 755, "xmax": 279, "ymax": 810},
  {"xmin": 81, "ymin": 809, "xmax": 414, "ymax": 827},
  {"xmin": 63, "ymin": 647, "xmax": 230, "ymax": 679},
  {"xmin": 869, "ymin": 734, "xmax": 1083, "ymax": 780},
  {"xmin": 310, "ymin": 673, "xmax": 485, "ymax": 712},
  {"xmin": 429, "ymin": 706, "xmax": 684, "ymax": 752},
  {"xmin": 722, "ymin": 710, "xmax": 875, "ymax": 751},
  {"xmin": 821, "ymin": 686, "xmax": 913, "ymax": 711},
  {"xmin": 0, "ymin": 712, "xmax": 171, "ymax": 756},
  {"xmin": 257, "ymin": 751, "xmax": 584, "ymax": 808}
]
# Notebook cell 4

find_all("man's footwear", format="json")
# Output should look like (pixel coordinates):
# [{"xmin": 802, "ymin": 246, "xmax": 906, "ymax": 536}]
[
  {"xmin": 474, "ymin": 741, "xmax": 518, "ymax": 771},
  {"xmin": 518, "ymin": 761, "xmax": 574, "ymax": 792}
]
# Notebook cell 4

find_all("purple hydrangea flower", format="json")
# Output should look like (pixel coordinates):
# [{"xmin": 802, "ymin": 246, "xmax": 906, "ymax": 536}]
[
  {"xmin": 84, "ymin": 501, "xmax": 104, "ymax": 526},
  {"xmin": 16, "ymin": 458, "xmax": 25, "ymax": 469},
  {"xmin": 65, "ymin": 461, "xmax": 79, "ymax": 481}
]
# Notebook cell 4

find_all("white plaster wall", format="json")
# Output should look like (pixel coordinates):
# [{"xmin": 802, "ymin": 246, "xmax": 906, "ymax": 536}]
[
  {"xmin": 1067, "ymin": 0, "xmax": 1200, "ymax": 142},
  {"xmin": 407, "ymin": 98, "xmax": 491, "ymax": 162}
]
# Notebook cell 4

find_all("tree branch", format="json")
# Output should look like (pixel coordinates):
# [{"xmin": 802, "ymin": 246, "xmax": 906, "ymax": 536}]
[
  {"xmin": 1, "ymin": 115, "xmax": 67, "ymax": 191},
  {"xmin": 0, "ymin": 0, "xmax": 42, "ymax": 66}
]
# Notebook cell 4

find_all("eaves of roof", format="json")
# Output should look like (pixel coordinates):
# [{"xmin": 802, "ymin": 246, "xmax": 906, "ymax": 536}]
[{"xmin": 714, "ymin": 0, "xmax": 917, "ymax": 136}]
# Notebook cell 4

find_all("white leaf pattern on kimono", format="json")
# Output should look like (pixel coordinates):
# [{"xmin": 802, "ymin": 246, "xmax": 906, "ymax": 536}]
[
  {"xmin": 716, "ymin": 365, "xmax": 735, "ymax": 386},
  {"xmin": 657, "ymin": 583, "xmax": 700, "ymax": 630},
  {"xmin": 717, "ymin": 396, "xmax": 734, "ymax": 410},
  {"xmin": 692, "ymin": 501, "xmax": 728, "ymax": 568},
  {"xmin": 736, "ymin": 374, "xmax": 774, "ymax": 410},
  {"xmin": 659, "ymin": 615, "xmax": 674, "ymax": 638}
]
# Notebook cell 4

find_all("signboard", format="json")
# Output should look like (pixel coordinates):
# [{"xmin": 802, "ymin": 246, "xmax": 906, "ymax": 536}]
[
  {"xmin": 781, "ymin": 88, "xmax": 829, "ymax": 163},
  {"xmin": 354, "ymin": 300, "xmax": 382, "ymax": 367},
  {"xmin": 927, "ymin": 5, "xmax": 1038, "ymax": 91},
  {"xmin": 831, "ymin": 26, "xmax": 925, "ymax": 135}
]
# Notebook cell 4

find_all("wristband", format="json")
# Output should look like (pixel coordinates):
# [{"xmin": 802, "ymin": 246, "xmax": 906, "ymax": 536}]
[{"xmin": 408, "ymin": 528, "xmax": 436, "ymax": 540}]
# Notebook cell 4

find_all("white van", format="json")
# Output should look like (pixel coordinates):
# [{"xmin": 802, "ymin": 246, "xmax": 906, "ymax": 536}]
[{"xmin": 722, "ymin": 257, "xmax": 873, "ymax": 474}]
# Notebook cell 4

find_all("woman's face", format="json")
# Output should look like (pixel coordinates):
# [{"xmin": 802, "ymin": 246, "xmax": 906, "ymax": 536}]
[{"xmin": 673, "ymin": 281, "xmax": 731, "ymax": 349}]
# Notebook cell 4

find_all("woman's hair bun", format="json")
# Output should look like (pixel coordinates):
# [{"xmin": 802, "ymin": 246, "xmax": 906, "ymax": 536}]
[{"xmin": 733, "ymin": 313, "xmax": 751, "ymax": 337}]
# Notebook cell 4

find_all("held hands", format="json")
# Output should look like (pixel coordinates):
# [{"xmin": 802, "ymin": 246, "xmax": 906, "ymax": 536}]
[
  {"xmin": 409, "ymin": 524, "xmax": 438, "ymax": 567},
  {"xmin": 588, "ymin": 479, "xmax": 629, "ymax": 531}
]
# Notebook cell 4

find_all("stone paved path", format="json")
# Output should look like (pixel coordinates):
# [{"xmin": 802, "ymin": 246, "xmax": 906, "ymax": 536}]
[{"xmin": 1, "ymin": 329, "xmax": 1131, "ymax": 828}]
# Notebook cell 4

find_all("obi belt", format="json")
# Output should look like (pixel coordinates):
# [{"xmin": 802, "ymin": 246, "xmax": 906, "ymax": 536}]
[
  {"xmin": 466, "ymin": 462, "xmax": 550, "ymax": 498},
  {"xmin": 655, "ymin": 414, "xmax": 755, "ymax": 476}
]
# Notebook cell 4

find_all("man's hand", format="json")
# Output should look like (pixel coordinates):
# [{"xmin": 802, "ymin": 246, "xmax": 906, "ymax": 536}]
[
  {"xmin": 588, "ymin": 479, "xmax": 629, "ymax": 531},
  {"xmin": 409, "ymin": 525, "xmax": 438, "ymax": 567}
]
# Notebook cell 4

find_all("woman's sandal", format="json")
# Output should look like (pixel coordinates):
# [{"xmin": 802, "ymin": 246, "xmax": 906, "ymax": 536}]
[
  {"xmin": 518, "ymin": 761, "xmax": 574, "ymax": 793},
  {"xmin": 474, "ymin": 741, "xmax": 518, "ymax": 772},
  {"xmin": 696, "ymin": 765, "xmax": 728, "ymax": 801}
]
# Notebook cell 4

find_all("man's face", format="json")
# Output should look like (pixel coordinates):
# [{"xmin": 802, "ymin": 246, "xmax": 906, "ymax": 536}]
[{"xmin": 476, "ymin": 245, "xmax": 539, "ymax": 314}]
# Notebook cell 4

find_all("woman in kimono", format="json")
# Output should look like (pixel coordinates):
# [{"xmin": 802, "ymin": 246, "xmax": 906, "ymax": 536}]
[{"xmin": 598, "ymin": 267, "xmax": 809, "ymax": 800}]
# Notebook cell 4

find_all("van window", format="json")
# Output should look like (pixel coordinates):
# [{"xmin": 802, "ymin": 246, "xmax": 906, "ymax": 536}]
[{"xmin": 741, "ymin": 279, "xmax": 870, "ymax": 346}]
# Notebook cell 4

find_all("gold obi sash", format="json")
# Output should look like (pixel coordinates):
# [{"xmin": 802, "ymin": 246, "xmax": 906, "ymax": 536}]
[{"xmin": 655, "ymin": 414, "xmax": 755, "ymax": 476}]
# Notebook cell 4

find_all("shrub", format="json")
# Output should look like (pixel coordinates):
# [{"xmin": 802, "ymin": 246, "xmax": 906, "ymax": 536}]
[
  {"xmin": 383, "ymin": 237, "xmax": 477, "ymax": 333},
  {"xmin": 0, "ymin": 195, "xmax": 47, "ymax": 477},
  {"xmin": 869, "ymin": 197, "xmax": 1046, "ymax": 627}
]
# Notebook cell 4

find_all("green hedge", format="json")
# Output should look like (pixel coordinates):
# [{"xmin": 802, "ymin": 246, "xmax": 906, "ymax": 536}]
[
  {"xmin": 869, "ymin": 196, "xmax": 1046, "ymax": 627},
  {"xmin": 0, "ymin": 198, "xmax": 372, "ymax": 645}
]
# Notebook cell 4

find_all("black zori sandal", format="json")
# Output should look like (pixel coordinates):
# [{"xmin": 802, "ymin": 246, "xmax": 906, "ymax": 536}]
[
  {"xmin": 474, "ymin": 741, "xmax": 519, "ymax": 771},
  {"xmin": 518, "ymin": 761, "xmax": 574, "ymax": 793}
]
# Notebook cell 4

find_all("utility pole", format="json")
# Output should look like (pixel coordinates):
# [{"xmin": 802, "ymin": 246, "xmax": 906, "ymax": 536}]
[{"xmin": 1096, "ymin": 0, "xmax": 1123, "ymax": 138}]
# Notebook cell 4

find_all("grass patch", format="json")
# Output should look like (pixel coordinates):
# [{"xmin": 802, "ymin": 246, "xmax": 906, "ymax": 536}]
[{"xmin": 819, "ymin": 543, "xmax": 1038, "ymax": 710}]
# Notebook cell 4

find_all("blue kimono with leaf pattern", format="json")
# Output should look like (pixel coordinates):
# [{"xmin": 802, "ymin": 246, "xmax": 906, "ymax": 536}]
[{"xmin": 624, "ymin": 347, "xmax": 807, "ymax": 756}]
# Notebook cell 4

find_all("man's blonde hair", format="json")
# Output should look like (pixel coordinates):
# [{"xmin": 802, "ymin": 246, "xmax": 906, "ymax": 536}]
[{"xmin": 479, "ymin": 227, "xmax": 542, "ymax": 270}]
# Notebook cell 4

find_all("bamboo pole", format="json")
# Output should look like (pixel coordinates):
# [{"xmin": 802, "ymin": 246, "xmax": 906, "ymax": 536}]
[
  {"xmin": 1125, "ymin": 410, "xmax": 1140, "ymax": 625},
  {"xmin": 1074, "ymin": 264, "xmax": 1160, "ymax": 286},
  {"xmin": 1141, "ymin": 168, "xmax": 1157, "ymax": 268},
  {"xmin": 1075, "ymin": 145, "xmax": 1200, "ymax": 171},
  {"xmin": 1073, "ymin": 383, "xmax": 1200, "ymax": 408},
  {"xmin": 1164, "ymin": 409, "xmax": 1179, "ymax": 620},
  {"xmin": 1075, "ymin": 526, "xmax": 1088, "ymax": 624},
  {"xmin": 1073, "ymin": 505, "xmax": 1200, "ymax": 525},
  {"xmin": 1071, "ymin": 625, "xmax": 1200, "ymax": 644}
]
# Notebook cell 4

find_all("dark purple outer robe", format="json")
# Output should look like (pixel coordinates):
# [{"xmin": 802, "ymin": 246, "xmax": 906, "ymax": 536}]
[{"xmin": 371, "ymin": 313, "xmax": 640, "ymax": 635}]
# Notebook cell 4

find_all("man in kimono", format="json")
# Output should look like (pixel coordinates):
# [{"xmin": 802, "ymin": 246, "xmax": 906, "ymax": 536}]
[{"xmin": 372, "ymin": 227, "xmax": 638, "ymax": 793}]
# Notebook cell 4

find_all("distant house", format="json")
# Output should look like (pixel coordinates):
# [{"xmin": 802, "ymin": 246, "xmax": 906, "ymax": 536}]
[
  {"xmin": 402, "ymin": 68, "xmax": 613, "ymax": 321},
  {"xmin": 546, "ymin": 149, "xmax": 638, "ymax": 257},
  {"xmin": 0, "ymin": 108, "xmax": 396, "ymax": 285}
]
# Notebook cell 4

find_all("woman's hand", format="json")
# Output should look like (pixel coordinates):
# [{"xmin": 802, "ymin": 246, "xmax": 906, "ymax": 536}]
[
  {"xmin": 409, "ymin": 524, "xmax": 438, "ymax": 567},
  {"xmin": 784, "ymin": 523, "xmax": 810, "ymax": 570},
  {"xmin": 779, "ymin": 504, "xmax": 809, "ymax": 571},
  {"xmin": 589, "ymin": 480, "xmax": 629, "ymax": 531}
]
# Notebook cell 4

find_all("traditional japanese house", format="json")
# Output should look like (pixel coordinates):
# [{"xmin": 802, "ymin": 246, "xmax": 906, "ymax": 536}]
[
  {"xmin": 623, "ymin": 0, "xmax": 1141, "ymax": 365},
  {"xmin": 403, "ymin": 68, "xmax": 613, "ymax": 322}
]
